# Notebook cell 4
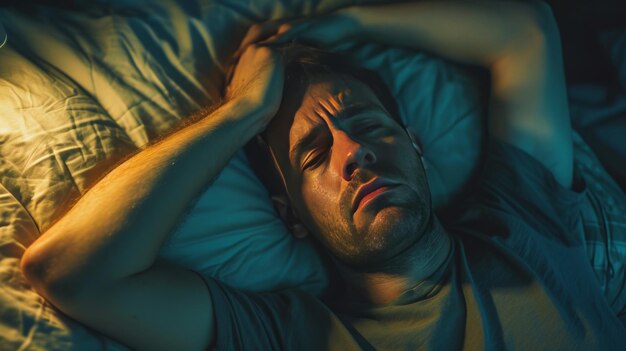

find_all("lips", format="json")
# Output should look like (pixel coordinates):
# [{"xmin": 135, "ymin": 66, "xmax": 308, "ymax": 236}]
[{"xmin": 352, "ymin": 178, "xmax": 397, "ymax": 213}]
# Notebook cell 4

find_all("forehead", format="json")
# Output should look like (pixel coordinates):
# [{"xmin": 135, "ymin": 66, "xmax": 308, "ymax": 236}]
[
  {"xmin": 266, "ymin": 74, "xmax": 388, "ymax": 161},
  {"xmin": 297, "ymin": 74, "xmax": 384, "ymax": 122},
  {"xmin": 273, "ymin": 74, "xmax": 387, "ymax": 136}
]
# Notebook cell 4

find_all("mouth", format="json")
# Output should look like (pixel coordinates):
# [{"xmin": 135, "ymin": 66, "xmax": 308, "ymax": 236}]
[{"xmin": 352, "ymin": 178, "xmax": 398, "ymax": 213}]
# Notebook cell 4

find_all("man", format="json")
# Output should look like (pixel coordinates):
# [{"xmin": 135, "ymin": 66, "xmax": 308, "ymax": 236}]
[{"xmin": 20, "ymin": 1, "xmax": 626, "ymax": 350}]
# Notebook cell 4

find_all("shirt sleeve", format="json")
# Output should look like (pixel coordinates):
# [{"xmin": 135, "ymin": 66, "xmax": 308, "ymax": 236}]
[
  {"xmin": 198, "ymin": 274, "xmax": 358, "ymax": 351},
  {"xmin": 469, "ymin": 139, "xmax": 587, "ymax": 245}
]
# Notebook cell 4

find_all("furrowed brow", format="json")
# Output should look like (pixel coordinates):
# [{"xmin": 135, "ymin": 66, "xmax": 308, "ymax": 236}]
[
  {"xmin": 333, "ymin": 104, "xmax": 387, "ymax": 121},
  {"xmin": 288, "ymin": 104, "xmax": 388, "ymax": 163}
]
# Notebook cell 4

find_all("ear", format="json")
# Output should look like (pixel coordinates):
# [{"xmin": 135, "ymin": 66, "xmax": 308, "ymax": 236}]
[
  {"xmin": 0, "ymin": 21, "xmax": 6, "ymax": 49},
  {"xmin": 404, "ymin": 127, "xmax": 424, "ymax": 156},
  {"xmin": 404, "ymin": 126, "xmax": 427, "ymax": 170},
  {"xmin": 271, "ymin": 195, "xmax": 310, "ymax": 239}
]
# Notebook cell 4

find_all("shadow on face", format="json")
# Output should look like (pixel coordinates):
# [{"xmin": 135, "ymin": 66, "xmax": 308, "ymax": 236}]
[{"xmin": 264, "ymin": 73, "xmax": 433, "ymax": 269}]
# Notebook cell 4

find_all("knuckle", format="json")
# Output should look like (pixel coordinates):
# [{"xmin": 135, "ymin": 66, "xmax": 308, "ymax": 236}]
[
  {"xmin": 252, "ymin": 42, "xmax": 268, "ymax": 50},
  {"xmin": 255, "ymin": 45, "xmax": 272, "ymax": 57},
  {"xmin": 243, "ymin": 44, "xmax": 271, "ymax": 59},
  {"xmin": 243, "ymin": 44, "xmax": 258, "ymax": 54},
  {"xmin": 249, "ymin": 23, "xmax": 262, "ymax": 33},
  {"xmin": 278, "ymin": 23, "xmax": 292, "ymax": 32}
]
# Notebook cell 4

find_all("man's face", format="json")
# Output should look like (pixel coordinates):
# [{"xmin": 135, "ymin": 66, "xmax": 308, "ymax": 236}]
[{"xmin": 266, "ymin": 74, "xmax": 431, "ymax": 269}]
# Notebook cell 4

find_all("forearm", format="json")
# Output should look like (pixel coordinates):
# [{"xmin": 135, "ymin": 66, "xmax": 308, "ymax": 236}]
[
  {"xmin": 19, "ymin": 43, "xmax": 283, "ymax": 351},
  {"xmin": 22, "ymin": 99, "xmax": 262, "ymax": 290},
  {"xmin": 353, "ymin": 0, "xmax": 549, "ymax": 67},
  {"xmin": 349, "ymin": 1, "xmax": 572, "ymax": 186}
]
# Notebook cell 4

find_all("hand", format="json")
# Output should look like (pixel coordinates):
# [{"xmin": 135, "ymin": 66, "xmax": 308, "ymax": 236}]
[
  {"xmin": 241, "ymin": 7, "xmax": 362, "ymax": 49},
  {"xmin": 224, "ymin": 42, "xmax": 285, "ymax": 129},
  {"xmin": 224, "ymin": 7, "xmax": 360, "ymax": 127}
]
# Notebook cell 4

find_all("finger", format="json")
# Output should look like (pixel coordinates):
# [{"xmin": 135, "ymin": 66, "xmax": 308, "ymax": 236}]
[
  {"xmin": 261, "ymin": 21, "xmax": 310, "ymax": 45},
  {"xmin": 234, "ymin": 16, "xmax": 312, "ymax": 59},
  {"xmin": 264, "ymin": 22, "xmax": 303, "ymax": 44},
  {"xmin": 226, "ymin": 51, "xmax": 247, "ymax": 84},
  {"xmin": 235, "ymin": 18, "xmax": 296, "ymax": 53},
  {"xmin": 225, "ymin": 60, "xmax": 237, "ymax": 85},
  {"xmin": 276, "ymin": 21, "xmax": 295, "ymax": 35},
  {"xmin": 240, "ymin": 23, "xmax": 277, "ymax": 48},
  {"xmin": 232, "ymin": 25, "xmax": 279, "ymax": 60}
]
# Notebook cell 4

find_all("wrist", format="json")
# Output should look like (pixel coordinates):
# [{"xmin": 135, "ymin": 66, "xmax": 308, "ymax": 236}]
[{"xmin": 221, "ymin": 97, "xmax": 276, "ymax": 136}]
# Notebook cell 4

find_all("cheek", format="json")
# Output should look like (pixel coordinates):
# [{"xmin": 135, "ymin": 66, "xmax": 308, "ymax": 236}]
[
  {"xmin": 302, "ymin": 174, "xmax": 336, "ymax": 210},
  {"xmin": 380, "ymin": 138, "xmax": 424, "ymax": 182},
  {"xmin": 299, "ymin": 172, "xmax": 342, "ymax": 224},
  {"xmin": 378, "ymin": 137, "xmax": 409, "ymax": 163}
]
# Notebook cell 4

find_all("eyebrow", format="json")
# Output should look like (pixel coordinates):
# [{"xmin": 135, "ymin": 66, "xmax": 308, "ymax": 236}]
[
  {"xmin": 332, "ymin": 103, "xmax": 388, "ymax": 121},
  {"xmin": 288, "ymin": 104, "xmax": 388, "ymax": 163}
]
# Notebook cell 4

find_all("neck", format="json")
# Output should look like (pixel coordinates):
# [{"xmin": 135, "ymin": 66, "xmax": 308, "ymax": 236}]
[{"xmin": 340, "ymin": 215, "xmax": 452, "ymax": 305}]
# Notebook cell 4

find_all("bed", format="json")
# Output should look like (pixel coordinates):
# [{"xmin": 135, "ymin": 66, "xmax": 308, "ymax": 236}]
[{"xmin": 1, "ymin": 0, "xmax": 625, "ymax": 349}]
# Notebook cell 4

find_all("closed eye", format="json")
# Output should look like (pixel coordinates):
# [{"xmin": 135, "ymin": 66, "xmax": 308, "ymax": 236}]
[
  {"xmin": 302, "ymin": 148, "xmax": 329, "ymax": 171},
  {"xmin": 355, "ymin": 123, "xmax": 384, "ymax": 135}
]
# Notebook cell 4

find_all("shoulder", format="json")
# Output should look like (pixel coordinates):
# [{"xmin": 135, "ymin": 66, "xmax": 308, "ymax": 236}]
[{"xmin": 203, "ymin": 277, "xmax": 358, "ymax": 350}]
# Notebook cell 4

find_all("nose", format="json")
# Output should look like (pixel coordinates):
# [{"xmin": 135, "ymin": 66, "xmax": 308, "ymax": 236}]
[{"xmin": 338, "ymin": 133, "xmax": 377, "ymax": 181}]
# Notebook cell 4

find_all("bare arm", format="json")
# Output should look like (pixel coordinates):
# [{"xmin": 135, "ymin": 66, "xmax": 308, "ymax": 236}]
[
  {"xmin": 20, "ymin": 44, "xmax": 285, "ymax": 351},
  {"xmin": 355, "ymin": 1, "xmax": 573, "ymax": 187},
  {"xmin": 268, "ymin": 0, "xmax": 573, "ymax": 187}
]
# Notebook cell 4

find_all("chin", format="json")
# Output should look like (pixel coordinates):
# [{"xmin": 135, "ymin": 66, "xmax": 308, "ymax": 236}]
[{"xmin": 350, "ymin": 206, "xmax": 425, "ymax": 268}]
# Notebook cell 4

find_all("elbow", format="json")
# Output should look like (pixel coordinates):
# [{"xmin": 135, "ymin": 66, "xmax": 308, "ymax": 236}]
[
  {"xmin": 21, "ymin": 245, "xmax": 58, "ymax": 298},
  {"xmin": 518, "ymin": 1, "xmax": 561, "ymax": 47},
  {"xmin": 532, "ymin": 1, "xmax": 558, "ymax": 26},
  {"xmin": 21, "ymin": 245, "xmax": 49, "ymax": 291},
  {"xmin": 21, "ymin": 244, "xmax": 85, "ymax": 304},
  {"xmin": 492, "ymin": 1, "xmax": 561, "ymax": 64}
]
